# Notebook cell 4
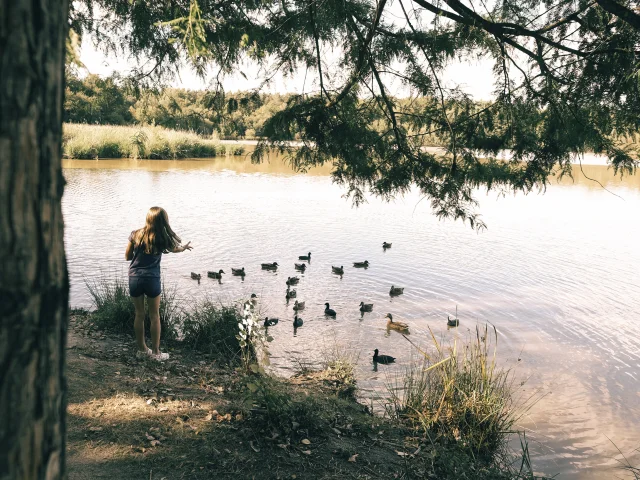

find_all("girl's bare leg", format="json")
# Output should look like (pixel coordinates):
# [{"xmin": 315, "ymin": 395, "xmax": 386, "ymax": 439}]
[
  {"xmin": 132, "ymin": 295, "xmax": 147, "ymax": 352},
  {"xmin": 148, "ymin": 295, "xmax": 162, "ymax": 354}
]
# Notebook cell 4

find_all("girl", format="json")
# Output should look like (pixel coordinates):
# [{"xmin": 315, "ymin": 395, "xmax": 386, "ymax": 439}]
[{"xmin": 125, "ymin": 207, "xmax": 192, "ymax": 361}]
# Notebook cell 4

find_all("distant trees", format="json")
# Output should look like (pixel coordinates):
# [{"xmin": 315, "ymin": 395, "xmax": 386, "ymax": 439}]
[{"xmin": 64, "ymin": 73, "xmax": 298, "ymax": 139}]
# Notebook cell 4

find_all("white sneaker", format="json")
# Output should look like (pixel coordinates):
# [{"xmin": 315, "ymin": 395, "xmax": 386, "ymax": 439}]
[
  {"xmin": 150, "ymin": 352, "xmax": 170, "ymax": 361},
  {"xmin": 136, "ymin": 348, "xmax": 152, "ymax": 359}
]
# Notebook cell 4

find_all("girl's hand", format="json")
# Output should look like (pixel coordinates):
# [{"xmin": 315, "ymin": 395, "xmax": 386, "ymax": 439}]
[{"xmin": 182, "ymin": 241, "xmax": 193, "ymax": 252}]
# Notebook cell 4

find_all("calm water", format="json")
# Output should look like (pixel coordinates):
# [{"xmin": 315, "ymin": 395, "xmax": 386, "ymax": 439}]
[{"xmin": 62, "ymin": 156, "xmax": 640, "ymax": 479}]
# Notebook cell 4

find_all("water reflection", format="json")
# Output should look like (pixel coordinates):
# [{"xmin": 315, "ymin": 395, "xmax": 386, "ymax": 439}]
[{"xmin": 62, "ymin": 156, "xmax": 640, "ymax": 479}]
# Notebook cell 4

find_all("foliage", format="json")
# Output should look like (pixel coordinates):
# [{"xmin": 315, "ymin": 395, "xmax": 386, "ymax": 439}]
[
  {"xmin": 62, "ymin": 123, "xmax": 234, "ymax": 159},
  {"xmin": 385, "ymin": 326, "xmax": 528, "ymax": 461},
  {"xmin": 181, "ymin": 300, "xmax": 247, "ymax": 364},
  {"xmin": 85, "ymin": 273, "xmax": 181, "ymax": 339},
  {"xmin": 71, "ymin": 0, "xmax": 640, "ymax": 227}
]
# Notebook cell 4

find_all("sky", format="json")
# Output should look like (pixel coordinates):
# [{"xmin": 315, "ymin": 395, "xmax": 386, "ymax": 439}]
[{"xmin": 79, "ymin": 38, "xmax": 497, "ymax": 100}]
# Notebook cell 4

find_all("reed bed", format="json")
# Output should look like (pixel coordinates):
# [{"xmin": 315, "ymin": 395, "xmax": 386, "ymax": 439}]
[{"xmin": 63, "ymin": 123, "xmax": 244, "ymax": 159}]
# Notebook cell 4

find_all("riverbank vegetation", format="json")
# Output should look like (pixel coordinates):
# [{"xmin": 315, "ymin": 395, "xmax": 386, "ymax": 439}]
[
  {"xmin": 63, "ymin": 123, "xmax": 244, "ymax": 159},
  {"xmin": 74, "ymin": 272, "xmax": 550, "ymax": 479}
]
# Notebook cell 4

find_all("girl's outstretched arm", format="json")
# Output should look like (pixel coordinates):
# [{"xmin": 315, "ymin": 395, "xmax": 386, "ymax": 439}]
[
  {"xmin": 125, "ymin": 241, "xmax": 134, "ymax": 260},
  {"xmin": 172, "ymin": 241, "xmax": 193, "ymax": 253}
]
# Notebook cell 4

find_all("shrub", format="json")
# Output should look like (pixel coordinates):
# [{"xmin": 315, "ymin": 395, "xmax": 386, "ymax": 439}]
[{"xmin": 181, "ymin": 300, "xmax": 246, "ymax": 364}]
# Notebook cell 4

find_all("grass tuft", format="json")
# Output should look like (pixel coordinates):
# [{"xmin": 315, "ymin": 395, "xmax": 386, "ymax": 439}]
[
  {"xmin": 85, "ymin": 273, "xmax": 181, "ymax": 340},
  {"xmin": 385, "ymin": 326, "xmax": 524, "ymax": 460}
]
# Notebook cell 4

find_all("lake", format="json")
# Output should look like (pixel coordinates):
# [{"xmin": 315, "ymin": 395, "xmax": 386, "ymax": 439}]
[{"xmin": 62, "ymin": 156, "xmax": 640, "ymax": 479}]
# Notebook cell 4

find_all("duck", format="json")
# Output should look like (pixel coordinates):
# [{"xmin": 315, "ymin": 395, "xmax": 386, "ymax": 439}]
[
  {"xmin": 286, "ymin": 276, "xmax": 300, "ymax": 286},
  {"xmin": 353, "ymin": 260, "xmax": 370, "ymax": 268},
  {"xmin": 324, "ymin": 302, "xmax": 337, "ymax": 317},
  {"xmin": 264, "ymin": 317, "xmax": 279, "ymax": 327},
  {"xmin": 385, "ymin": 313, "xmax": 409, "ymax": 331},
  {"xmin": 359, "ymin": 301, "xmax": 373, "ymax": 312},
  {"xmin": 293, "ymin": 300, "xmax": 305, "ymax": 311},
  {"xmin": 331, "ymin": 265, "xmax": 344, "ymax": 275},
  {"xmin": 207, "ymin": 269, "xmax": 225, "ymax": 279},
  {"xmin": 190, "ymin": 272, "xmax": 201, "ymax": 284},
  {"xmin": 447, "ymin": 316, "xmax": 459, "ymax": 327},
  {"xmin": 389, "ymin": 285, "xmax": 404, "ymax": 296},
  {"xmin": 294, "ymin": 263, "xmax": 307, "ymax": 272},
  {"xmin": 286, "ymin": 288, "xmax": 297, "ymax": 299},
  {"xmin": 298, "ymin": 252, "xmax": 311, "ymax": 261},
  {"xmin": 293, "ymin": 315, "xmax": 303, "ymax": 327},
  {"xmin": 382, "ymin": 242, "xmax": 392, "ymax": 249},
  {"xmin": 231, "ymin": 267, "xmax": 245, "ymax": 276},
  {"xmin": 373, "ymin": 349, "xmax": 395, "ymax": 364},
  {"xmin": 261, "ymin": 262, "xmax": 279, "ymax": 270},
  {"xmin": 250, "ymin": 293, "xmax": 258, "ymax": 304}
]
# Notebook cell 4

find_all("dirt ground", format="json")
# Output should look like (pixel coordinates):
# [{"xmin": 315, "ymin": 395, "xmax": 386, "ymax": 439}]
[{"xmin": 65, "ymin": 315, "xmax": 423, "ymax": 480}]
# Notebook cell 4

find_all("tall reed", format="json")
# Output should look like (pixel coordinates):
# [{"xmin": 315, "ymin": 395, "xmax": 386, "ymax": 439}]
[
  {"xmin": 63, "ymin": 123, "xmax": 244, "ymax": 159},
  {"xmin": 385, "ymin": 325, "xmax": 528, "ymax": 460}
]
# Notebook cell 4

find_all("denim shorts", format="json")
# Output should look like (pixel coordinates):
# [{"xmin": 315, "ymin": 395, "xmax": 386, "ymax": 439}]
[{"xmin": 129, "ymin": 276, "xmax": 161, "ymax": 298}]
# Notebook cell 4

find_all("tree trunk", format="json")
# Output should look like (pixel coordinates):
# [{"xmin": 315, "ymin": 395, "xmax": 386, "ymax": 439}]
[{"xmin": 0, "ymin": 1, "xmax": 69, "ymax": 479}]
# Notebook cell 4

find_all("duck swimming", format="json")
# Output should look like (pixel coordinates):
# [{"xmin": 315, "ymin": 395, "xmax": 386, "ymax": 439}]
[
  {"xmin": 353, "ymin": 260, "xmax": 370, "ymax": 268},
  {"xmin": 298, "ymin": 252, "xmax": 311, "ymax": 261},
  {"xmin": 373, "ymin": 349, "xmax": 395, "ymax": 364},
  {"xmin": 294, "ymin": 263, "xmax": 307, "ymax": 272},
  {"xmin": 324, "ymin": 303, "xmax": 337, "ymax": 317},
  {"xmin": 231, "ymin": 267, "xmax": 246, "ymax": 276},
  {"xmin": 261, "ymin": 262, "xmax": 279, "ymax": 270},
  {"xmin": 447, "ymin": 316, "xmax": 459, "ymax": 327},
  {"xmin": 286, "ymin": 288, "xmax": 297, "ymax": 299},
  {"xmin": 264, "ymin": 317, "xmax": 279, "ymax": 327},
  {"xmin": 385, "ymin": 313, "xmax": 409, "ymax": 331},
  {"xmin": 191, "ymin": 272, "xmax": 201, "ymax": 284},
  {"xmin": 293, "ymin": 300, "xmax": 305, "ymax": 311},
  {"xmin": 207, "ymin": 269, "xmax": 225, "ymax": 279},
  {"xmin": 382, "ymin": 242, "xmax": 392, "ymax": 249},
  {"xmin": 331, "ymin": 265, "xmax": 344, "ymax": 275},
  {"xmin": 389, "ymin": 285, "xmax": 404, "ymax": 296},
  {"xmin": 359, "ymin": 302, "xmax": 373, "ymax": 312},
  {"xmin": 293, "ymin": 315, "xmax": 303, "ymax": 327},
  {"xmin": 286, "ymin": 276, "xmax": 300, "ymax": 286}
]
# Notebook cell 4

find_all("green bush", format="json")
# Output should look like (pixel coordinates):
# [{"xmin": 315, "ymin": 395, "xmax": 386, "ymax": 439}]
[{"xmin": 181, "ymin": 300, "xmax": 246, "ymax": 364}]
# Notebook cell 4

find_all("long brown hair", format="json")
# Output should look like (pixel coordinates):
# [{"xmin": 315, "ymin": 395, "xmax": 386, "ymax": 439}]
[{"xmin": 133, "ymin": 207, "xmax": 181, "ymax": 254}]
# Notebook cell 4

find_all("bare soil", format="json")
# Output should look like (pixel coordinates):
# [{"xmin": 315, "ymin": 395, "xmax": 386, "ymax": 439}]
[{"xmin": 66, "ymin": 315, "xmax": 422, "ymax": 480}]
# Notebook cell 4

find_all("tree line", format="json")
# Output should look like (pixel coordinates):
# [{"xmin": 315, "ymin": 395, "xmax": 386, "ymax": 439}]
[{"xmin": 65, "ymin": 73, "xmax": 298, "ymax": 139}]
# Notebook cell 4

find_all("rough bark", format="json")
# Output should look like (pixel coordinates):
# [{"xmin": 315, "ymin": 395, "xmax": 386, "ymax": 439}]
[{"xmin": 0, "ymin": 0, "xmax": 70, "ymax": 479}]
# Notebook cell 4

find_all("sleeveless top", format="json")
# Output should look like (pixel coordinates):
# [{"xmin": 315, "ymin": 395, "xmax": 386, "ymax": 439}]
[{"xmin": 128, "ymin": 230, "xmax": 162, "ymax": 277}]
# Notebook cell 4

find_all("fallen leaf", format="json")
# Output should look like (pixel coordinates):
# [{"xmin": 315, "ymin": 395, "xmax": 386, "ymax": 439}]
[
  {"xmin": 348, "ymin": 454, "xmax": 358, "ymax": 462},
  {"xmin": 332, "ymin": 428, "xmax": 342, "ymax": 435},
  {"xmin": 146, "ymin": 433, "xmax": 155, "ymax": 441},
  {"xmin": 204, "ymin": 414, "xmax": 213, "ymax": 421},
  {"xmin": 235, "ymin": 414, "xmax": 243, "ymax": 421},
  {"xmin": 301, "ymin": 450, "xmax": 311, "ymax": 455},
  {"xmin": 146, "ymin": 399, "xmax": 154, "ymax": 405},
  {"xmin": 300, "ymin": 439, "xmax": 311, "ymax": 445},
  {"xmin": 277, "ymin": 444, "xmax": 289, "ymax": 449},
  {"xmin": 396, "ymin": 451, "xmax": 408, "ymax": 457},
  {"xmin": 115, "ymin": 371, "xmax": 120, "ymax": 375},
  {"xmin": 249, "ymin": 441, "xmax": 260, "ymax": 453},
  {"xmin": 150, "ymin": 440, "xmax": 161, "ymax": 446},
  {"xmin": 158, "ymin": 407, "xmax": 168, "ymax": 412}
]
